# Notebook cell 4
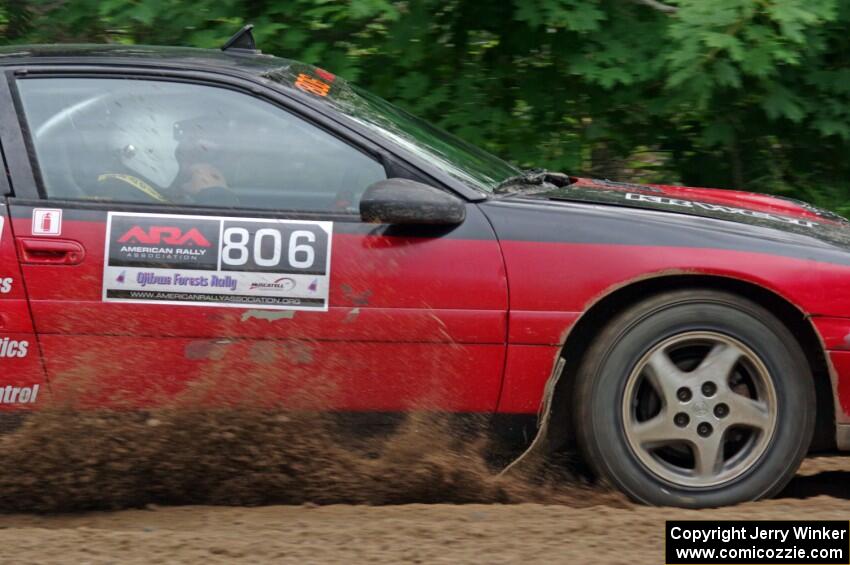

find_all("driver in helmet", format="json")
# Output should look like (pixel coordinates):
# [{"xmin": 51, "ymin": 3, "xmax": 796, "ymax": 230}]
[
  {"xmin": 97, "ymin": 115, "xmax": 240, "ymax": 208},
  {"xmin": 167, "ymin": 116, "xmax": 240, "ymax": 207}
]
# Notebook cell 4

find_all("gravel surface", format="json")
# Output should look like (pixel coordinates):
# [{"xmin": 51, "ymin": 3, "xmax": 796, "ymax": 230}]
[{"xmin": 1, "ymin": 457, "xmax": 848, "ymax": 564}]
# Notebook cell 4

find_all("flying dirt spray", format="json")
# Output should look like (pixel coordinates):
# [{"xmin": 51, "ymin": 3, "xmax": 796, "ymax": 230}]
[{"xmin": 0, "ymin": 354, "xmax": 617, "ymax": 513}]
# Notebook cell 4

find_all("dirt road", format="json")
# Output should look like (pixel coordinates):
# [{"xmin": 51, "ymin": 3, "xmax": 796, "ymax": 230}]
[{"xmin": 2, "ymin": 458, "xmax": 849, "ymax": 564}]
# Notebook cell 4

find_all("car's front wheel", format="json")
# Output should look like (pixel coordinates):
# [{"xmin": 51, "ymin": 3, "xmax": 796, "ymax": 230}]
[{"xmin": 574, "ymin": 289, "xmax": 815, "ymax": 507}]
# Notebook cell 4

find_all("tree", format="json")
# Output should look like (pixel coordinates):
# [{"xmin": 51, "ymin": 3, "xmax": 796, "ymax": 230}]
[{"xmin": 2, "ymin": 0, "xmax": 850, "ymax": 212}]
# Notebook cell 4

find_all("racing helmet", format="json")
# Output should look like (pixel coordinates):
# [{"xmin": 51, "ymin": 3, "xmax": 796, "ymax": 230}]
[{"xmin": 108, "ymin": 96, "xmax": 181, "ymax": 189}]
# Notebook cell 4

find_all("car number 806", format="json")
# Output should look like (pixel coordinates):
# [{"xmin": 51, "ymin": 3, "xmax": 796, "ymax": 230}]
[{"xmin": 219, "ymin": 221, "xmax": 329, "ymax": 275}]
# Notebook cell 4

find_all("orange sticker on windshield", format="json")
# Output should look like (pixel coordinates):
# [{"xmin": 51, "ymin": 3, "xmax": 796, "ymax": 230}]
[{"xmin": 295, "ymin": 73, "xmax": 331, "ymax": 97}]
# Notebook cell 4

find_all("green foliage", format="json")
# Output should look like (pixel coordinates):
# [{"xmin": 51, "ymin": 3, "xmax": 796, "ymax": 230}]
[{"xmin": 2, "ymin": 0, "xmax": 850, "ymax": 210}]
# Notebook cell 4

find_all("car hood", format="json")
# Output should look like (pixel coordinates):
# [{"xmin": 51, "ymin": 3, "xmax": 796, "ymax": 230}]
[{"xmin": 520, "ymin": 176, "xmax": 850, "ymax": 248}]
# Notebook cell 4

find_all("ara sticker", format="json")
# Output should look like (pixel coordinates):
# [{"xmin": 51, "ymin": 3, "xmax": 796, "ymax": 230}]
[
  {"xmin": 294, "ymin": 73, "xmax": 332, "ymax": 97},
  {"xmin": 32, "ymin": 208, "xmax": 62, "ymax": 236},
  {"xmin": 102, "ymin": 212, "xmax": 333, "ymax": 311}
]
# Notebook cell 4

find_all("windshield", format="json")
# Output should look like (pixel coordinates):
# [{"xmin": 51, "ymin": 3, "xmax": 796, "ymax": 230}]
[{"xmin": 264, "ymin": 66, "xmax": 519, "ymax": 192}]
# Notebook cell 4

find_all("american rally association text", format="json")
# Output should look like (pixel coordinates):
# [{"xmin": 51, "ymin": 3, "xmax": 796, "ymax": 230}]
[{"xmin": 669, "ymin": 525, "xmax": 848, "ymax": 545}]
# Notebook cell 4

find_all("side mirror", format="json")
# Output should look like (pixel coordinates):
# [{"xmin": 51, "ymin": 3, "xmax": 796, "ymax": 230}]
[{"xmin": 360, "ymin": 178, "xmax": 466, "ymax": 225}]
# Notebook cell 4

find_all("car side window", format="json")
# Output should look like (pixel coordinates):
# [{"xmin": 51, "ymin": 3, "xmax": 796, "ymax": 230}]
[{"xmin": 15, "ymin": 77, "xmax": 387, "ymax": 213}]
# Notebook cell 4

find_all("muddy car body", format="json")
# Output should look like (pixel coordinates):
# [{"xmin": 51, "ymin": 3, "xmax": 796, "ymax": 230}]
[{"xmin": 1, "ymin": 34, "xmax": 849, "ymax": 507}]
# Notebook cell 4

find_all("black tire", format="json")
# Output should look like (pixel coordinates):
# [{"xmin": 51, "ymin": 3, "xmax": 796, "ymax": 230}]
[{"xmin": 574, "ymin": 289, "xmax": 815, "ymax": 507}]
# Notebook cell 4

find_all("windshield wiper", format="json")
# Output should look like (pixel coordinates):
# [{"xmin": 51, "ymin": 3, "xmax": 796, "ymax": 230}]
[{"xmin": 494, "ymin": 169, "xmax": 572, "ymax": 194}]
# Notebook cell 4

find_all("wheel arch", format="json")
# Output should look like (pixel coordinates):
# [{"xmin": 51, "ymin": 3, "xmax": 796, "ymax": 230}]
[{"xmin": 547, "ymin": 273, "xmax": 836, "ymax": 453}]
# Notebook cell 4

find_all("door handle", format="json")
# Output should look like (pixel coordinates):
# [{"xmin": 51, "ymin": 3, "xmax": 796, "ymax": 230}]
[{"xmin": 17, "ymin": 238, "xmax": 85, "ymax": 265}]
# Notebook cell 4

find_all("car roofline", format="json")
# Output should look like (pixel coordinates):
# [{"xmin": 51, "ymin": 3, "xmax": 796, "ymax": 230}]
[{"xmin": 0, "ymin": 49, "xmax": 490, "ymax": 202}]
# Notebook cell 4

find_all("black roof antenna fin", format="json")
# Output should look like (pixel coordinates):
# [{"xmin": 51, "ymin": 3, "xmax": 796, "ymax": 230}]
[{"xmin": 221, "ymin": 24, "xmax": 260, "ymax": 54}]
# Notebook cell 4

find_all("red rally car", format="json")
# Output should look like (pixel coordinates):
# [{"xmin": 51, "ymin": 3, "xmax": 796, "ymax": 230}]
[{"xmin": 1, "ymin": 27, "xmax": 850, "ymax": 507}]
